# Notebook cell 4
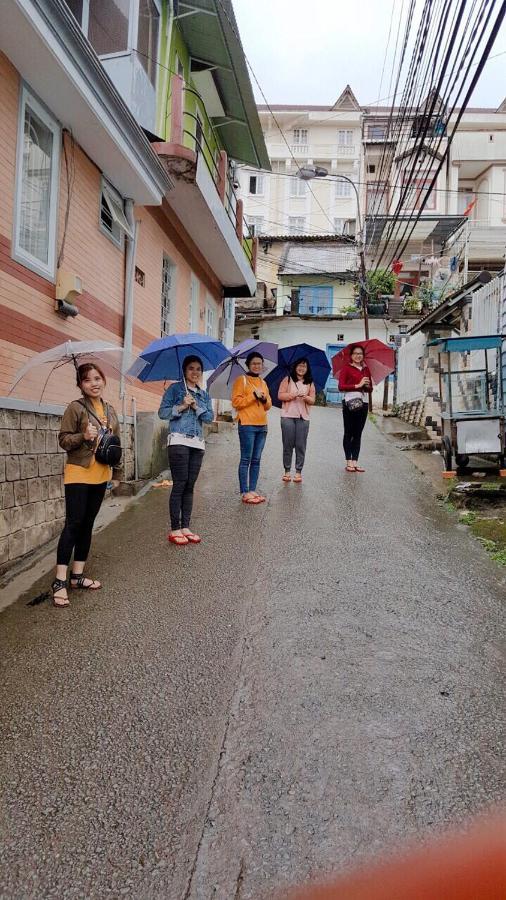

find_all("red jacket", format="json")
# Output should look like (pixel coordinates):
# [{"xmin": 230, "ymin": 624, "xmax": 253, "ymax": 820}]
[{"xmin": 338, "ymin": 363, "xmax": 373, "ymax": 393}]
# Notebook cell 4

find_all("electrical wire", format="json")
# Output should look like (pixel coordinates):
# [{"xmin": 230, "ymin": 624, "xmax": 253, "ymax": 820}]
[{"xmin": 381, "ymin": 0, "xmax": 506, "ymax": 270}]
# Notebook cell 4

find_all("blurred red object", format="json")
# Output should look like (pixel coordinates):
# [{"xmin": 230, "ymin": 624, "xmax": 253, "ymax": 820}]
[
  {"xmin": 287, "ymin": 814, "xmax": 506, "ymax": 900},
  {"xmin": 392, "ymin": 259, "xmax": 403, "ymax": 274}
]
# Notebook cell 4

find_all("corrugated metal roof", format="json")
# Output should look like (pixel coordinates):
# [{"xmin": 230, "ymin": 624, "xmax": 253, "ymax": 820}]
[{"xmin": 278, "ymin": 241, "xmax": 358, "ymax": 276}]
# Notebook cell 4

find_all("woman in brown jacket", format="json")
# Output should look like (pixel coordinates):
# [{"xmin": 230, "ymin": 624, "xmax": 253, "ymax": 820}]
[{"xmin": 51, "ymin": 363, "xmax": 121, "ymax": 607}]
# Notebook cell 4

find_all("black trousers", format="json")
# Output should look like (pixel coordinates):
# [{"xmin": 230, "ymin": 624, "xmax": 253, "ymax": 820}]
[
  {"xmin": 342, "ymin": 403, "xmax": 368, "ymax": 461},
  {"xmin": 56, "ymin": 482, "xmax": 107, "ymax": 566},
  {"xmin": 168, "ymin": 445, "xmax": 204, "ymax": 530}
]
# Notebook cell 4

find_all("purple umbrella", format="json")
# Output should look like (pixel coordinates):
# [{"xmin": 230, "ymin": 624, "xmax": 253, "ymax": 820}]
[{"xmin": 207, "ymin": 338, "xmax": 278, "ymax": 400}]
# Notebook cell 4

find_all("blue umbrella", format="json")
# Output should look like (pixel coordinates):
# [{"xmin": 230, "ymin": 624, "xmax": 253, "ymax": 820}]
[
  {"xmin": 207, "ymin": 338, "xmax": 278, "ymax": 400},
  {"xmin": 129, "ymin": 333, "xmax": 230, "ymax": 382},
  {"xmin": 265, "ymin": 343, "xmax": 331, "ymax": 408}
]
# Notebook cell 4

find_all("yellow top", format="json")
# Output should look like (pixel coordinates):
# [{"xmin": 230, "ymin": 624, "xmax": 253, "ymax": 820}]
[
  {"xmin": 231, "ymin": 374, "xmax": 272, "ymax": 425},
  {"xmin": 64, "ymin": 398, "xmax": 112, "ymax": 485}
]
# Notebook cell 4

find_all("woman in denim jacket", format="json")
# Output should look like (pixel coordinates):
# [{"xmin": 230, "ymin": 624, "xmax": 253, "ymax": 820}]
[{"xmin": 158, "ymin": 355, "xmax": 214, "ymax": 546}]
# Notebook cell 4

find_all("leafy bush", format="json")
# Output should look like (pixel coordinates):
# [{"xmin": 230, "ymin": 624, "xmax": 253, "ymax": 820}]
[{"xmin": 366, "ymin": 269, "xmax": 396, "ymax": 301}]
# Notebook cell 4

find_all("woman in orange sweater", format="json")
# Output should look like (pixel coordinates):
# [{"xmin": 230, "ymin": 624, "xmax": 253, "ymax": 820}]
[{"xmin": 231, "ymin": 352, "xmax": 272, "ymax": 504}]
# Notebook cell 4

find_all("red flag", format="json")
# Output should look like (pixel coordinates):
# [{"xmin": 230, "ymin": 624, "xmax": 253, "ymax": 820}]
[{"xmin": 463, "ymin": 197, "xmax": 477, "ymax": 217}]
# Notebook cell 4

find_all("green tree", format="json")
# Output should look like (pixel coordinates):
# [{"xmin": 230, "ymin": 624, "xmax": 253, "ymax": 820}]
[{"xmin": 366, "ymin": 269, "xmax": 396, "ymax": 302}]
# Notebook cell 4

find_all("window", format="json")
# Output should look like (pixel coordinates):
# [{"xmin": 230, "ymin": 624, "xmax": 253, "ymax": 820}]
[
  {"xmin": 333, "ymin": 218, "xmax": 345, "ymax": 233},
  {"xmin": 402, "ymin": 171, "xmax": 436, "ymax": 210},
  {"xmin": 293, "ymin": 128, "xmax": 308, "ymax": 145},
  {"xmin": 367, "ymin": 164, "xmax": 376, "ymax": 174},
  {"xmin": 338, "ymin": 129, "xmax": 353, "ymax": 145},
  {"xmin": 64, "ymin": 0, "xmax": 84, "ymax": 22},
  {"xmin": 249, "ymin": 174, "xmax": 264, "ymax": 195},
  {"xmin": 247, "ymin": 216, "xmax": 264, "ymax": 237},
  {"xmin": 367, "ymin": 124, "xmax": 388, "ymax": 140},
  {"xmin": 175, "ymin": 54, "xmax": 184, "ymax": 79},
  {"xmin": 299, "ymin": 285, "xmax": 333, "ymax": 315},
  {"xmin": 161, "ymin": 255, "xmax": 176, "ymax": 336},
  {"xmin": 68, "ymin": 1, "xmax": 160, "ymax": 80},
  {"xmin": 13, "ymin": 86, "xmax": 61, "ymax": 280},
  {"xmin": 206, "ymin": 301, "xmax": 217, "ymax": 336},
  {"xmin": 336, "ymin": 333, "xmax": 344, "ymax": 342},
  {"xmin": 189, "ymin": 274, "xmax": 200, "ymax": 331},
  {"xmin": 100, "ymin": 178, "xmax": 133, "ymax": 247},
  {"xmin": 366, "ymin": 181, "xmax": 389, "ymax": 214},
  {"xmin": 88, "ymin": 0, "xmax": 130, "ymax": 55},
  {"xmin": 288, "ymin": 216, "xmax": 306, "ymax": 235},
  {"xmin": 335, "ymin": 175, "xmax": 352, "ymax": 198},
  {"xmin": 290, "ymin": 178, "xmax": 307, "ymax": 198},
  {"xmin": 137, "ymin": 0, "xmax": 160, "ymax": 86}
]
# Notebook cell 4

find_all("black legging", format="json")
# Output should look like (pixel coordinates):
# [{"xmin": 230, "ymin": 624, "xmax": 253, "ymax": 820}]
[
  {"xmin": 168, "ymin": 445, "xmax": 204, "ymax": 530},
  {"xmin": 56, "ymin": 482, "xmax": 107, "ymax": 565},
  {"xmin": 342, "ymin": 404, "xmax": 368, "ymax": 461}
]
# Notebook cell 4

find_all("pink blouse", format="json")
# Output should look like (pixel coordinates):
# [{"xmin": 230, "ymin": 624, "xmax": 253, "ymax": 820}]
[{"xmin": 278, "ymin": 377, "xmax": 316, "ymax": 420}]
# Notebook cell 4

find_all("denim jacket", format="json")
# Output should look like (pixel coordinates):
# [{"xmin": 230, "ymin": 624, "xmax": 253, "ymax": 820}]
[{"xmin": 158, "ymin": 381, "xmax": 214, "ymax": 438}]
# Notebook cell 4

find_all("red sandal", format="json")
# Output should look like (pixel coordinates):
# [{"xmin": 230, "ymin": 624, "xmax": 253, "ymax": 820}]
[
  {"xmin": 168, "ymin": 533, "xmax": 189, "ymax": 545},
  {"xmin": 183, "ymin": 531, "xmax": 201, "ymax": 543}
]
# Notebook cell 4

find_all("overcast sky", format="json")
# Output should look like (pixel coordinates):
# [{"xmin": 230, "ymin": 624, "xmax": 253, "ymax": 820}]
[{"xmin": 233, "ymin": 0, "xmax": 506, "ymax": 110}]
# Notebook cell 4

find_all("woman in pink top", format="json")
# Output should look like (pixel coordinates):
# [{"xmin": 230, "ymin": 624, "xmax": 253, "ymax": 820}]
[{"xmin": 277, "ymin": 358, "xmax": 316, "ymax": 483}]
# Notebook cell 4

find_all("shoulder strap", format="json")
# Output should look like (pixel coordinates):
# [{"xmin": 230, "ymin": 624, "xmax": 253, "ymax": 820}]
[{"xmin": 77, "ymin": 398, "xmax": 109, "ymax": 428}]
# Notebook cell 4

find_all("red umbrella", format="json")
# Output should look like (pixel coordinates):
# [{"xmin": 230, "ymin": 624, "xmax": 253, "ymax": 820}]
[{"xmin": 331, "ymin": 339, "xmax": 395, "ymax": 385}]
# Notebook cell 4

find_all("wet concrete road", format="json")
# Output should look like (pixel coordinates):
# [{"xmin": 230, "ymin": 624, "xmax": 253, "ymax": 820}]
[{"xmin": 1, "ymin": 408, "xmax": 505, "ymax": 899}]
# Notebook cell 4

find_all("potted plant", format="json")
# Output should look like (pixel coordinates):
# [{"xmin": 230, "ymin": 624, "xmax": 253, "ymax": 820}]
[{"xmin": 340, "ymin": 303, "xmax": 362, "ymax": 319}]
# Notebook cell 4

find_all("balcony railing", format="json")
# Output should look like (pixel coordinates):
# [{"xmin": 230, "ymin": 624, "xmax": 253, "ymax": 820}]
[
  {"xmin": 269, "ymin": 142, "xmax": 357, "ymax": 159},
  {"xmin": 169, "ymin": 76, "xmax": 256, "ymax": 271}
]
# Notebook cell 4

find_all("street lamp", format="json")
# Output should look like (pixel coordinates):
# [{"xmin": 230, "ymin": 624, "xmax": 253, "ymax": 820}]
[{"xmin": 297, "ymin": 166, "xmax": 369, "ymax": 339}]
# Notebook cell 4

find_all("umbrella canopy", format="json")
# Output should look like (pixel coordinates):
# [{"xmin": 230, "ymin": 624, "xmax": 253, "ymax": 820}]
[
  {"xmin": 331, "ymin": 339, "xmax": 395, "ymax": 385},
  {"xmin": 130, "ymin": 333, "xmax": 229, "ymax": 383},
  {"xmin": 207, "ymin": 338, "xmax": 278, "ymax": 400},
  {"xmin": 9, "ymin": 340, "xmax": 129, "ymax": 402},
  {"xmin": 265, "ymin": 343, "xmax": 331, "ymax": 409}
]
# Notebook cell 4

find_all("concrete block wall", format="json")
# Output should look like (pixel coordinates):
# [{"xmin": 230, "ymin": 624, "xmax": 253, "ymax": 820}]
[{"xmin": 0, "ymin": 407, "xmax": 134, "ymax": 574}]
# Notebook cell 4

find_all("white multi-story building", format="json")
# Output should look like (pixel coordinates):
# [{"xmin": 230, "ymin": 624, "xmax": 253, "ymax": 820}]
[
  {"xmin": 240, "ymin": 87, "xmax": 506, "ymax": 293},
  {"xmin": 239, "ymin": 86, "xmax": 362, "ymax": 240}
]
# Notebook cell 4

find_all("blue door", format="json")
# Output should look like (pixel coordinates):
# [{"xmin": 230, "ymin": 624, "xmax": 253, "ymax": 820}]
[{"xmin": 325, "ymin": 343, "xmax": 345, "ymax": 404}]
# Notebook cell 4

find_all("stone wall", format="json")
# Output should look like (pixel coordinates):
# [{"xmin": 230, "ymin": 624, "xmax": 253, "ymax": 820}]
[{"xmin": 0, "ymin": 407, "xmax": 134, "ymax": 575}]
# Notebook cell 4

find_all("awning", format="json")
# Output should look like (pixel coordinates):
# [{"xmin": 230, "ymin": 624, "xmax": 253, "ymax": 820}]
[
  {"xmin": 429, "ymin": 335, "xmax": 504, "ymax": 352},
  {"xmin": 365, "ymin": 215, "xmax": 466, "ymax": 252},
  {"xmin": 176, "ymin": 0, "xmax": 270, "ymax": 170}
]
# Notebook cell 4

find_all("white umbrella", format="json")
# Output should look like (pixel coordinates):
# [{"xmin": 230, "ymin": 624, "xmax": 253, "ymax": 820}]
[{"xmin": 10, "ymin": 340, "xmax": 131, "ymax": 402}]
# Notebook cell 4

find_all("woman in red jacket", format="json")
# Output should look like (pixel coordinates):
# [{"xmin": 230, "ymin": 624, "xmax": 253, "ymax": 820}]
[{"xmin": 338, "ymin": 344, "xmax": 372, "ymax": 472}]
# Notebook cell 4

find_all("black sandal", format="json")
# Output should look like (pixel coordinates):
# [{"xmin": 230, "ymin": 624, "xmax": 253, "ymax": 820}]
[
  {"xmin": 70, "ymin": 575, "xmax": 101, "ymax": 590},
  {"xmin": 51, "ymin": 578, "xmax": 69, "ymax": 608}
]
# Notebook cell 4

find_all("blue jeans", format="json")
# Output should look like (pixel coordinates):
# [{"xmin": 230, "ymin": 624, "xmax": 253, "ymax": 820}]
[{"xmin": 238, "ymin": 425, "xmax": 267, "ymax": 493}]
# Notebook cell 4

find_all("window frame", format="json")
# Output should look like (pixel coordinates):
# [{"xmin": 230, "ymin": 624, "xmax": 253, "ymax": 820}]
[
  {"xmin": 335, "ymin": 176, "xmax": 352, "ymax": 198},
  {"xmin": 68, "ymin": 0, "xmax": 161, "ymax": 76},
  {"xmin": 401, "ymin": 170, "xmax": 437, "ymax": 211},
  {"xmin": 293, "ymin": 128, "xmax": 308, "ymax": 145},
  {"xmin": 290, "ymin": 178, "xmax": 307, "ymax": 198},
  {"xmin": 12, "ymin": 84, "xmax": 61, "ymax": 282},
  {"xmin": 337, "ymin": 129, "xmax": 353, "ymax": 146},
  {"xmin": 288, "ymin": 216, "xmax": 306, "ymax": 235},
  {"xmin": 248, "ymin": 174, "xmax": 264, "ymax": 196},
  {"xmin": 99, "ymin": 177, "xmax": 133, "ymax": 248},
  {"xmin": 247, "ymin": 216, "xmax": 264, "ymax": 237}
]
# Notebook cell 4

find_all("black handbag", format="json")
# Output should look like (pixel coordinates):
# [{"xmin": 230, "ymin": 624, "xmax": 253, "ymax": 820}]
[
  {"xmin": 344, "ymin": 397, "xmax": 365, "ymax": 411},
  {"xmin": 78, "ymin": 400, "xmax": 122, "ymax": 467}
]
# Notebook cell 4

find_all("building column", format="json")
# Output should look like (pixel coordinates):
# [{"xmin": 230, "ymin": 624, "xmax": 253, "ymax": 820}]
[{"xmin": 447, "ymin": 161, "xmax": 460, "ymax": 215}]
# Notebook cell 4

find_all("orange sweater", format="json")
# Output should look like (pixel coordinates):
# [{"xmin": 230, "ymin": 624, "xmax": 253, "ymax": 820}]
[{"xmin": 231, "ymin": 374, "xmax": 272, "ymax": 425}]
